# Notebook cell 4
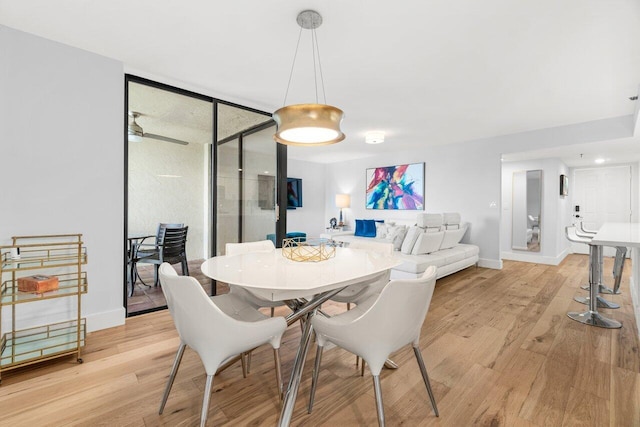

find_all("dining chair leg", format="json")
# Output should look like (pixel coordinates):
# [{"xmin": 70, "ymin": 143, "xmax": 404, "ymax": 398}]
[
  {"xmin": 159, "ymin": 342, "xmax": 186, "ymax": 414},
  {"xmin": 154, "ymin": 264, "xmax": 160, "ymax": 287},
  {"xmin": 372, "ymin": 375, "xmax": 386, "ymax": 427},
  {"xmin": 247, "ymin": 351, "xmax": 252, "ymax": 374},
  {"xmin": 274, "ymin": 348, "xmax": 283, "ymax": 401},
  {"xmin": 240, "ymin": 352, "xmax": 247, "ymax": 378},
  {"xmin": 361, "ymin": 359, "xmax": 366, "ymax": 377},
  {"xmin": 308, "ymin": 345, "xmax": 324, "ymax": 413},
  {"xmin": 182, "ymin": 257, "xmax": 189, "ymax": 276},
  {"xmin": 270, "ymin": 307, "xmax": 275, "ymax": 317},
  {"xmin": 413, "ymin": 345, "xmax": 439, "ymax": 416},
  {"xmin": 129, "ymin": 262, "xmax": 136, "ymax": 297},
  {"xmin": 200, "ymin": 374, "xmax": 214, "ymax": 427}
]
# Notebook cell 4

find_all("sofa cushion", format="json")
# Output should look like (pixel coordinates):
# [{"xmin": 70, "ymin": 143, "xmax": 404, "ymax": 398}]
[
  {"xmin": 411, "ymin": 231, "xmax": 444, "ymax": 255},
  {"xmin": 401, "ymin": 226, "xmax": 422, "ymax": 254},
  {"xmin": 437, "ymin": 246, "xmax": 468, "ymax": 264},
  {"xmin": 393, "ymin": 252, "xmax": 448, "ymax": 274},
  {"xmin": 440, "ymin": 225, "xmax": 467, "ymax": 249}
]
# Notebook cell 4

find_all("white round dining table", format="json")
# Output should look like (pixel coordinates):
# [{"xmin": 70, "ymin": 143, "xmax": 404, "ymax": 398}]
[{"xmin": 201, "ymin": 245, "xmax": 400, "ymax": 427}]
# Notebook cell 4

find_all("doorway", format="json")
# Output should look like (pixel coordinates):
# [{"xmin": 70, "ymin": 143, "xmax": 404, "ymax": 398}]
[
  {"xmin": 125, "ymin": 77, "xmax": 214, "ymax": 315},
  {"xmin": 571, "ymin": 165, "xmax": 632, "ymax": 255}
]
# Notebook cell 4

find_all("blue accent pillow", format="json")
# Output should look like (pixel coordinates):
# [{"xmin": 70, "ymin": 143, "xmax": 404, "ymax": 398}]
[
  {"xmin": 363, "ymin": 219, "xmax": 377, "ymax": 237},
  {"xmin": 355, "ymin": 219, "xmax": 377, "ymax": 237}
]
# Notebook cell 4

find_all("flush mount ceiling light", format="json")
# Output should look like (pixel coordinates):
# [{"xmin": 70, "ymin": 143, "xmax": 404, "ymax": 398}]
[
  {"xmin": 595, "ymin": 158, "xmax": 605, "ymax": 164},
  {"xmin": 365, "ymin": 131, "xmax": 385, "ymax": 144},
  {"xmin": 273, "ymin": 10, "xmax": 345, "ymax": 146}
]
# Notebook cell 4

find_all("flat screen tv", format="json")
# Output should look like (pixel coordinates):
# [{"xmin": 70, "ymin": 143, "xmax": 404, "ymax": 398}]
[{"xmin": 287, "ymin": 177, "xmax": 302, "ymax": 209}]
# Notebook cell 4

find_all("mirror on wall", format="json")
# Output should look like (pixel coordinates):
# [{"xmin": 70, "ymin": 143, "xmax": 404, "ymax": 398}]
[{"xmin": 512, "ymin": 170, "xmax": 542, "ymax": 252}]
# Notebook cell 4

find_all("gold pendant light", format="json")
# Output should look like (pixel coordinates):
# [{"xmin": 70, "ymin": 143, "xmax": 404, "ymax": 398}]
[{"xmin": 273, "ymin": 10, "xmax": 345, "ymax": 146}]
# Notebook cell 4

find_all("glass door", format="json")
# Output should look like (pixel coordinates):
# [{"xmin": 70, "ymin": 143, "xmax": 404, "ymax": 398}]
[
  {"xmin": 216, "ymin": 103, "xmax": 284, "ymax": 255},
  {"xmin": 126, "ymin": 77, "xmax": 214, "ymax": 314}
]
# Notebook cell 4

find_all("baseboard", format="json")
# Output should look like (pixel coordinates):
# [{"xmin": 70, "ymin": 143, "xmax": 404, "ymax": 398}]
[
  {"xmin": 86, "ymin": 307, "xmax": 126, "ymax": 332},
  {"xmin": 500, "ymin": 249, "xmax": 569, "ymax": 266},
  {"xmin": 478, "ymin": 258, "xmax": 502, "ymax": 270}
]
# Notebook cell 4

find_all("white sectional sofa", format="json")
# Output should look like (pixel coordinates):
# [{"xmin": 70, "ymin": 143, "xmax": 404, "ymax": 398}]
[{"xmin": 320, "ymin": 213, "xmax": 479, "ymax": 280}]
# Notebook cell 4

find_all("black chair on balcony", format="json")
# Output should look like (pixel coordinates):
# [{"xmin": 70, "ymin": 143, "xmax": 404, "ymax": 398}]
[{"xmin": 135, "ymin": 225, "xmax": 189, "ymax": 288}]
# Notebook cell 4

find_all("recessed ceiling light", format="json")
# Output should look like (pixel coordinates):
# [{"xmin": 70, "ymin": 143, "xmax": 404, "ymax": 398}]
[
  {"xmin": 157, "ymin": 174, "xmax": 183, "ymax": 178},
  {"xmin": 594, "ymin": 158, "xmax": 605, "ymax": 164},
  {"xmin": 365, "ymin": 131, "xmax": 385, "ymax": 144}
]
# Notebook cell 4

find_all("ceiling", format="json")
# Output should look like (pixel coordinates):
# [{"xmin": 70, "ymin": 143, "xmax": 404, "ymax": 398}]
[{"xmin": 2, "ymin": 1, "xmax": 639, "ymax": 164}]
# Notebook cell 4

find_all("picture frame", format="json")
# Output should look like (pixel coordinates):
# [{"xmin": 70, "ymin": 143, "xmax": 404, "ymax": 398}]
[
  {"xmin": 560, "ymin": 174, "xmax": 568, "ymax": 196},
  {"xmin": 366, "ymin": 162, "xmax": 424, "ymax": 210}
]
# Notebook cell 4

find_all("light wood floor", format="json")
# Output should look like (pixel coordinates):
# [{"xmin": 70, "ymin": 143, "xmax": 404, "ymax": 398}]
[{"xmin": 1, "ymin": 255, "xmax": 638, "ymax": 426}]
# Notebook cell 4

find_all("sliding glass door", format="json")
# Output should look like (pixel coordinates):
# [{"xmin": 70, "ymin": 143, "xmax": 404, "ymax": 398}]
[
  {"xmin": 216, "ymin": 103, "xmax": 284, "ymax": 255},
  {"xmin": 125, "ymin": 76, "xmax": 286, "ymax": 313},
  {"xmin": 125, "ymin": 77, "xmax": 214, "ymax": 314}
]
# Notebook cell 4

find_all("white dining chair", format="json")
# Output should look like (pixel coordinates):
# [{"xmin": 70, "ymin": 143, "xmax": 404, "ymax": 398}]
[
  {"xmin": 330, "ymin": 240, "xmax": 395, "ymax": 372},
  {"xmin": 157, "ymin": 263, "xmax": 287, "ymax": 427},
  {"xmin": 225, "ymin": 240, "xmax": 287, "ymax": 316},
  {"xmin": 308, "ymin": 265, "xmax": 439, "ymax": 426},
  {"xmin": 331, "ymin": 240, "xmax": 395, "ymax": 308}
]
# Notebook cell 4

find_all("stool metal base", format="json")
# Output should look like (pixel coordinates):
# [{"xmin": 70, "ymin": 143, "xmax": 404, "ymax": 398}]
[
  {"xmin": 567, "ymin": 311, "xmax": 622, "ymax": 328},
  {"xmin": 580, "ymin": 284, "xmax": 621, "ymax": 295},
  {"xmin": 574, "ymin": 295, "xmax": 620, "ymax": 309}
]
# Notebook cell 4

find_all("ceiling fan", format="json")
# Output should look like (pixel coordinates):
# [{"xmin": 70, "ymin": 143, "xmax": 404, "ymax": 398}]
[{"xmin": 127, "ymin": 111, "xmax": 189, "ymax": 145}]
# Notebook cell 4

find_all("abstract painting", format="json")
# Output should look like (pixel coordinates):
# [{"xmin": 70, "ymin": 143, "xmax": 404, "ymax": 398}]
[{"xmin": 366, "ymin": 163, "xmax": 424, "ymax": 210}]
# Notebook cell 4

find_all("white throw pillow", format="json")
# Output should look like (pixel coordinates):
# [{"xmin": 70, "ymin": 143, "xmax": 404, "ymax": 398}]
[
  {"xmin": 387, "ymin": 225, "xmax": 407, "ymax": 250},
  {"xmin": 411, "ymin": 231, "xmax": 445, "ymax": 255},
  {"xmin": 375, "ymin": 222, "xmax": 388, "ymax": 239},
  {"xmin": 401, "ymin": 226, "xmax": 422, "ymax": 254},
  {"xmin": 440, "ymin": 226, "xmax": 467, "ymax": 249}
]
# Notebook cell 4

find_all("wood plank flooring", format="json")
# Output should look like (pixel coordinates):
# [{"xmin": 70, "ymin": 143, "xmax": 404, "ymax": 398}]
[{"xmin": 1, "ymin": 254, "xmax": 638, "ymax": 426}]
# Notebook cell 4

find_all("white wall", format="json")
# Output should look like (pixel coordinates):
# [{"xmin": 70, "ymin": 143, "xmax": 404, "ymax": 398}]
[
  {"xmin": 286, "ymin": 160, "xmax": 327, "ymax": 237},
  {"xmin": 324, "ymin": 116, "xmax": 636, "ymax": 269},
  {"xmin": 0, "ymin": 26, "xmax": 124, "ymax": 332}
]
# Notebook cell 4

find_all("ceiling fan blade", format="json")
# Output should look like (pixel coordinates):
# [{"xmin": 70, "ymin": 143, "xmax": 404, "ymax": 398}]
[{"xmin": 144, "ymin": 133, "xmax": 189, "ymax": 146}]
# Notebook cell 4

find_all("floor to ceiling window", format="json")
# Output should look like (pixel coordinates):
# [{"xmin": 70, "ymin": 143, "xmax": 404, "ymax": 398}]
[{"xmin": 124, "ymin": 76, "xmax": 286, "ymax": 316}]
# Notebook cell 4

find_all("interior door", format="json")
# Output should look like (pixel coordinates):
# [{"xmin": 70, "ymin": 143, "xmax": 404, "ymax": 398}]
[{"xmin": 572, "ymin": 165, "xmax": 631, "ymax": 256}]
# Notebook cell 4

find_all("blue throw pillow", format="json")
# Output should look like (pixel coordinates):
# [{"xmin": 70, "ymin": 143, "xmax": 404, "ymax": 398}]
[
  {"xmin": 363, "ymin": 219, "xmax": 377, "ymax": 237},
  {"xmin": 354, "ymin": 219, "xmax": 365, "ymax": 236}
]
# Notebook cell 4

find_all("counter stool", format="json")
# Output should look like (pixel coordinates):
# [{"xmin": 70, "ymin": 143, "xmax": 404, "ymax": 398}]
[
  {"xmin": 565, "ymin": 226, "xmax": 619, "ymax": 309},
  {"xmin": 565, "ymin": 226, "xmax": 621, "ymax": 328},
  {"xmin": 575, "ymin": 222, "xmax": 625, "ymax": 295}
]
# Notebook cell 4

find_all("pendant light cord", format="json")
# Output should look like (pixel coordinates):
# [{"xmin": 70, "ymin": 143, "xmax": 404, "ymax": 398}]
[
  {"xmin": 282, "ymin": 26, "xmax": 303, "ymax": 107},
  {"xmin": 282, "ymin": 22, "xmax": 328, "ymax": 106},
  {"xmin": 313, "ymin": 27, "xmax": 327, "ymax": 104}
]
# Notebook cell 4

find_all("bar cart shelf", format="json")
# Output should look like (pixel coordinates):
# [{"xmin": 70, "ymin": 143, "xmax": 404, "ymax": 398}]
[{"xmin": 0, "ymin": 234, "xmax": 87, "ymax": 383}]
